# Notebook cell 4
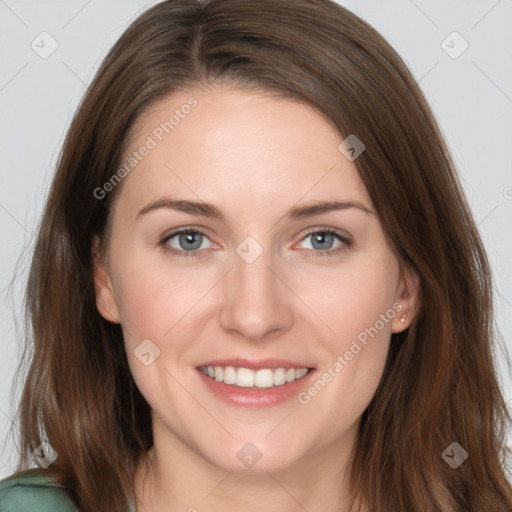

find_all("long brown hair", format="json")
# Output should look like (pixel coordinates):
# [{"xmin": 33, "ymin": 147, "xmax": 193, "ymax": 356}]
[{"xmin": 8, "ymin": 0, "xmax": 512, "ymax": 510}]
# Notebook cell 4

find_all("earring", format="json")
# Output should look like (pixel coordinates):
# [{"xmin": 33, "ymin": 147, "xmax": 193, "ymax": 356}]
[{"xmin": 400, "ymin": 313, "xmax": 407, "ymax": 324}]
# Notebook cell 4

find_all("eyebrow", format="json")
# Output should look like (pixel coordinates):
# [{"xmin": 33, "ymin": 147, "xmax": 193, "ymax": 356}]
[{"xmin": 137, "ymin": 197, "xmax": 374, "ymax": 221}]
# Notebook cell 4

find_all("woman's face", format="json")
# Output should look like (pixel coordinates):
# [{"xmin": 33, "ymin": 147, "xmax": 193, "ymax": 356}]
[{"xmin": 93, "ymin": 84, "xmax": 417, "ymax": 473}]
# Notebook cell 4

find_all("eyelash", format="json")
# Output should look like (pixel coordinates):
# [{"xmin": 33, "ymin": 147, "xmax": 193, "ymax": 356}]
[
  {"xmin": 158, "ymin": 227, "xmax": 352, "ymax": 260},
  {"xmin": 158, "ymin": 228, "xmax": 212, "ymax": 260},
  {"xmin": 301, "ymin": 228, "xmax": 352, "ymax": 259}
]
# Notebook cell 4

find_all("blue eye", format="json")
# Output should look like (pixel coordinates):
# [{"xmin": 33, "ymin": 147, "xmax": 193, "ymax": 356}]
[
  {"xmin": 159, "ymin": 229, "xmax": 215, "ymax": 258},
  {"xmin": 171, "ymin": 231, "xmax": 206, "ymax": 251},
  {"xmin": 297, "ymin": 229, "xmax": 352, "ymax": 257},
  {"xmin": 302, "ymin": 231, "xmax": 339, "ymax": 250}
]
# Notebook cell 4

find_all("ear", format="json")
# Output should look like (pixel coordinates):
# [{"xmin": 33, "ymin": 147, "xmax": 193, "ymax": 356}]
[
  {"xmin": 391, "ymin": 264, "xmax": 420, "ymax": 333},
  {"xmin": 92, "ymin": 235, "xmax": 120, "ymax": 323}
]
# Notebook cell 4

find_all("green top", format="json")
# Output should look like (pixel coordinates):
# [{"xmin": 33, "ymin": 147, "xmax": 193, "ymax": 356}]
[{"xmin": 0, "ymin": 470, "xmax": 136, "ymax": 512}]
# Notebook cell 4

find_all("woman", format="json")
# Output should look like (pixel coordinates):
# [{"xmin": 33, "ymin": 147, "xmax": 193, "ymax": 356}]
[{"xmin": 1, "ymin": 0, "xmax": 511, "ymax": 511}]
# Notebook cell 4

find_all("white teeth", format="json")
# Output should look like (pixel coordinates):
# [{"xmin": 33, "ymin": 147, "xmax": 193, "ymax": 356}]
[
  {"xmin": 223, "ymin": 366, "xmax": 236, "ymax": 385},
  {"xmin": 236, "ymin": 367, "xmax": 255, "ymax": 387},
  {"xmin": 295, "ymin": 368, "xmax": 308, "ymax": 379},
  {"xmin": 255, "ymin": 369, "xmax": 274, "ymax": 388},
  {"xmin": 273, "ymin": 368, "xmax": 286, "ymax": 386},
  {"xmin": 200, "ymin": 365, "xmax": 310, "ymax": 388}
]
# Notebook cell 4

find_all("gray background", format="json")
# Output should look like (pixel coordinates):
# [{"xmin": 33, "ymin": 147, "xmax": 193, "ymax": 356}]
[{"xmin": 1, "ymin": 0, "xmax": 511, "ymax": 478}]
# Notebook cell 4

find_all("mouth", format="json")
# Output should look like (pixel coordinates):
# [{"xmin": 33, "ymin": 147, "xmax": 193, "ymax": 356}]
[
  {"xmin": 196, "ymin": 358, "xmax": 315, "ymax": 407},
  {"xmin": 198, "ymin": 365, "xmax": 311, "ymax": 389}
]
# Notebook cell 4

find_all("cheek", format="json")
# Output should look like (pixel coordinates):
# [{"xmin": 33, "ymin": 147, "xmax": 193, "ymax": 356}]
[
  {"xmin": 111, "ymin": 254, "xmax": 211, "ymax": 412},
  {"xmin": 111, "ymin": 251, "xmax": 216, "ymax": 347},
  {"xmin": 295, "ymin": 253, "xmax": 400, "ymax": 348},
  {"xmin": 292, "ymin": 254, "xmax": 399, "ymax": 415},
  {"xmin": 254, "ymin": 268, "xmax": 398, "ymax": 460}
]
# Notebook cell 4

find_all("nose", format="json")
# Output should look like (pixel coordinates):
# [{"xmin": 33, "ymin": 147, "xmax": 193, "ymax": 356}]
[{"xmin": 218, "ymin": 240, "xmax": 293, "ymax": 342}]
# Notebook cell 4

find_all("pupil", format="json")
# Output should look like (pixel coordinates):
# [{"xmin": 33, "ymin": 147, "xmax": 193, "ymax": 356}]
[
  {"xmin": 312, "ymin": 232, "xmax": 333, "ymax": 250},
  {"xmin": 180, "ymin": 232, "xmax": 202, "ymax": 250}
]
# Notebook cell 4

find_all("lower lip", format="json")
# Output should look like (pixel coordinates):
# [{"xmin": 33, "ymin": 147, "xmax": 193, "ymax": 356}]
[{"xmin": 197, "ymin": 368, "xmax": 316, "ymax": 408}]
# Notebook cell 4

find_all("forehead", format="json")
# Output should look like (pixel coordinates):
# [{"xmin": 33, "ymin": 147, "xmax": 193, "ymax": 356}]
[{"xmin": 115, "ymin": 85, "xmax": 372, "ymax": 218}]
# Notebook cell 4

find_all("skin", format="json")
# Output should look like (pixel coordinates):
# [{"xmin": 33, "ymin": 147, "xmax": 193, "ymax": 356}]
[{"xmin": 93, "ymin": 83, "xmax": 419, "ymax": 512}]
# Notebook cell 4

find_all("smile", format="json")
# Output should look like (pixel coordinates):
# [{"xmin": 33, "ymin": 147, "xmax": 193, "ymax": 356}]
[{"xmin": 199, "ymin": 365, "xmax": 310, "ymax": 388}]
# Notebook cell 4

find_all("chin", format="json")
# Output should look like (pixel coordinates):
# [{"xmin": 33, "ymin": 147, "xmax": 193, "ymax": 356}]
[{"xmin": 200, "ymin": 436, "xmax": 308, "ymax": 474}]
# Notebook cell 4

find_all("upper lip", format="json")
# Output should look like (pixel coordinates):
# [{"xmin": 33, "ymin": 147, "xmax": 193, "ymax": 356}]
[{"xmin": 198, "ymin": 358, "xmax": 313, "ymax": 371}]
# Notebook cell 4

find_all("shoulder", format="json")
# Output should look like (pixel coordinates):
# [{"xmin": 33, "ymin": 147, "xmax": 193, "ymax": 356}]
[{"xmin": 0, "ymin": 470, "xmax": 78, "ymax": 512}]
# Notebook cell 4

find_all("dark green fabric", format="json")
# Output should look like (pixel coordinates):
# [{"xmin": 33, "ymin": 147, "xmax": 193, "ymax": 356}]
[{"xmin": 0, "ymin": 470, "xmax": 136, "ymax": 511}]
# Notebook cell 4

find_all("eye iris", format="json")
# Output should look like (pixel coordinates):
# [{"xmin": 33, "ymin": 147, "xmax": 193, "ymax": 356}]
[
  {"xmin": 179, "ymin": 232, "xmax": 202, "ymax": 250},
  {"xmin": 311, "ymin": 232, "xmax": 334, "ymax": 250}
]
